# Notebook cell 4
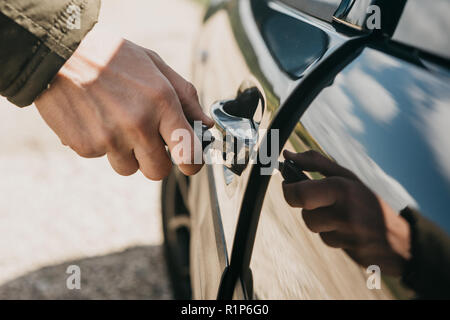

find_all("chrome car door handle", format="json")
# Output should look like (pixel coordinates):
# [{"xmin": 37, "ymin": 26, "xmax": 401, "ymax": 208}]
[{"xmin": 210, "ymin": 87, "xmax": 263, "ymax": 176}]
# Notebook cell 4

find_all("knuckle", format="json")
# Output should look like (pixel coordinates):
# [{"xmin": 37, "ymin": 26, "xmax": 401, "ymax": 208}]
[
  {"xmin": 282, "ymin": 184, "xmax": 300, "ymax": 207},
  {"xmin": 339, "ymin": 207, "xmax": 354, "ymax": 227},
  {"xmin": 346, "ymin": 184, "xmax": 359, "ymax": 202},
  {"xmin": 283, "ymin": 183, "xmax": 306, "ymax": 208},
  {"xmin": 342, "ymin": 183, "xmax": 361, "ymax": 208},
  {"xmin": 320, "ymin": 233, "xmax": 339, "ymax": 248},
  {"xmin": 147, "ymin": 50, "xmax": 162, "ymax": 61},
  {"xmin": 319, "ymin": 233, "xmax": 331, "ymax": 245},
  {"xmin": 98, "ymin": 131, "xmax": 115, "ymax": 148},
  {"xmin": 183, "ymin": 81, "xmax": 199, "ymax": 100},
  {"xmin": 282, "ymin": 186, "xmax": 291, "ymax": 204},
  {"xmin": 305, "ymin": 150, "xmax": 321, "ymax": 161},
  {"xmin": 329, "ymin": 176, "xmax": 350, "ymax": 193},
  {"xmin": 286, "ymin": 197, "xmax": 297, "ymax": 207},
  {"xmin": 346, "ymin": 217, "xmax": 361, "ymax": 236},
  {"xmin": 293, "ymin": 185, "xmax": 306, "ymax": 207},
  {"xmin": 131, "ymin": 114, "xmax": 150, "ymax": 133},
  {"xmin": 302, "ymin": 211, "xmax": 317, "ymax": 233},
  {"xmin": 329, "ymin": 177, "xmax": 355, "ymax": 214},
  {"xmin": 351, "ymin": 247, "xmax": 365, "ymax": 260},
  {"xmin": 59, "ymin": 138, "xmax": 68, "ymax": 146},
  {"xmin": 123, "ymin": 108, "xmax": 151, "ymax": 133},
  {"xmin": 150, "ymin": 82, "xmax": 176, "ymax": 106}
]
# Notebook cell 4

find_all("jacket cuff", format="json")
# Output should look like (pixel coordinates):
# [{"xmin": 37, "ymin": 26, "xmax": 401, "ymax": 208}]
[
  {"xmin": 400, "ymin": 207, "xmax": 450, "ymax": 299},
  {"xmin": 0, "ymin": 0, "xmax": 101, "ymax": 107}
]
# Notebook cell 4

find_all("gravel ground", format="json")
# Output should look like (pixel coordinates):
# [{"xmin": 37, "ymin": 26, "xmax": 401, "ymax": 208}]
[
  {"xmin": 0, "ymin": 246, "xmax": 171, "ymax": 300},
  {"xmin": 0, "ymin": 0, "xmax": 203, "ymax": 300}
]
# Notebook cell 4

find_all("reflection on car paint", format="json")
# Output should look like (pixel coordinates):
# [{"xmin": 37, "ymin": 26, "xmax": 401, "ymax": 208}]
[
  {"xmin": 393, "ymin": 0, "xmax": 450, "ymax": 59},
  {"xmin": 300, "ymin": 48, "xmax": 450, "ymax": 233}
]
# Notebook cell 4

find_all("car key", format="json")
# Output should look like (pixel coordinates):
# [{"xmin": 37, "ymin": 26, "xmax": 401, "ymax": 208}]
[
  {"xmin": 165, "ymin": 123, "xmax": 215, "ymax": 152},
  {"xmin": 197, "ymin": 124, "xmax": 215, "ymax": 151},
  {"xmin": 279, "ymin": 159, "xmax": 309, "ymax": 184}
]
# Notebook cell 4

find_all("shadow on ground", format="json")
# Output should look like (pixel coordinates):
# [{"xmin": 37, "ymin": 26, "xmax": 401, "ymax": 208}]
[{"xmin": 0, "ymin": 246, "xmax": 172, "ymax": 300}]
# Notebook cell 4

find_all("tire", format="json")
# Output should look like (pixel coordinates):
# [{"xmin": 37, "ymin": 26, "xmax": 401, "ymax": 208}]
[{"xmin": 161, "ymin": 169, "xmax": 192, "ymax": 299}]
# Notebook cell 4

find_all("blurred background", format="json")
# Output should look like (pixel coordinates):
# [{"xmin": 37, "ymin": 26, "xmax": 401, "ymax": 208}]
[{"xmin": 0, "ymin": 0, "xmax": 206, "ymax": 299}]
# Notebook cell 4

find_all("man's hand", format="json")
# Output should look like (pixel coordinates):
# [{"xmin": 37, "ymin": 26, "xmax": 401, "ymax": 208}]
[
  {"xmin": 282, "ymin": 150, "xmax": 412, "ymax": 275},
  {"xmin": 35, "ymin": 27, "xmax": 213, "ymax": 180}
]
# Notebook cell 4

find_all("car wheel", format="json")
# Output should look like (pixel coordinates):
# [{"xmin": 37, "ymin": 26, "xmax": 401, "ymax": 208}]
[{"xmin": 161, "ymin": 169, "xmax": 192, "ymax": 299}]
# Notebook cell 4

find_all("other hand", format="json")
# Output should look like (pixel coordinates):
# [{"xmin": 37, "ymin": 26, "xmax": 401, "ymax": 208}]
[{"xmin": 282, "ymin": 150, "xmax": 411, "ymax": 275}]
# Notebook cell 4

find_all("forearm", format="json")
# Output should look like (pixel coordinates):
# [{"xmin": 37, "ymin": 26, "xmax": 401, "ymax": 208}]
[{"xmin": 0, "ymin": 0, "xmax": 100, "ymax": 107}]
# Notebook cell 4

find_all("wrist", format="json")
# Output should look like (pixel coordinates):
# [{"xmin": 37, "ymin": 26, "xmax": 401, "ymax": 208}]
[
  {"xmin": 58, "ymin": 24, "xmax": 123, "ymax": 86},
  {"xmin": 382, "ymin": 200, "xmax": 412, "ymax": 267},
  {"xmin": 392, "ymin": 215, "xmax": 412, "ymax": 261},
  {"xmin": 387, "ymin": 210, "xmax": 412, "ymax": 265}
]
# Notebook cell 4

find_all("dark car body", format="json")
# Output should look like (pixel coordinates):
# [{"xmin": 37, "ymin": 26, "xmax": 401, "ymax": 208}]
[{"xmin": 161, "ymin": 0, "xmax": 450, "ymax": 299}]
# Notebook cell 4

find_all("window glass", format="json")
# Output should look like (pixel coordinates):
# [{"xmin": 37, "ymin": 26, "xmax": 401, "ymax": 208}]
[{"xmin": 279, "ymin": 0, "xmax": 341, "ymax": 22}]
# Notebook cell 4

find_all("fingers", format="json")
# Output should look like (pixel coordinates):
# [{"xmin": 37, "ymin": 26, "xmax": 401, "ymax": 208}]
[
  {"xmin": 108, "ymin": 52, "xmax": 203, "ymax": 178},
  {"xmin": 107, "ymin": 149, "xmax": 139, "ymax": 176},
  {"xmin": 146, "ymin": 50, "xmax": 214, "ymax": 128},
  {"xmin": 134, "ymin": 55, "xmax": 204, "ymax": 176},
  {"xmin": 283, "ymin": 150, "xmax": 358, "ymax": 180},
  {"xmin": 155, "ymin": 85, "xmax": 203, "ymax": 176},
  {"xmin": 45, "ymin": 40, "xmax": 208, "ymax": 180},
  {"xmin": 134, "ymin": 137, "xmax": 173, "ymax": 181},
  {"xmin": 302, "ymin": 207, "xmax": 342, "ymax": 233},
  {"xmin": 319, "ymin": 232, "xmax": 356, "ymax": 249},
  {"xmin": 282, "ymin": 177, "xmax": 344, "ymax": 210}
]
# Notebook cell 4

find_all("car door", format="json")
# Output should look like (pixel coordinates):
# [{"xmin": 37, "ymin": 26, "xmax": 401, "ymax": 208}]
[
  {"xmin": 247, "ymin": 0, "xmax": 450, "ymax": 299},
  {"xmin": 190, "ymin": 0, "xmax": 307, "ymax": 299},
  {"xmin": 189, "ymin": 0, "xmax": 373, "ymax": 299}
]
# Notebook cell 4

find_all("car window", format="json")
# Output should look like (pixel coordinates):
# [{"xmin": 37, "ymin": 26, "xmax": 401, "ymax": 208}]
[{"xmin": 252, "ymin": 0, "xmax": 330, "ymax": 78}]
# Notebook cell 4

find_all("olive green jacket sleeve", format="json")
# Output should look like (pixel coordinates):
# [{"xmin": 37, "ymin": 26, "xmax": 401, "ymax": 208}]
[
  {"xmin": 0, "ymin": 0, "xmax": 101, "ymax": 107},
  {"xmin": 400, "ymin": 207, "xmax": 450, "ymax": 299}
]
